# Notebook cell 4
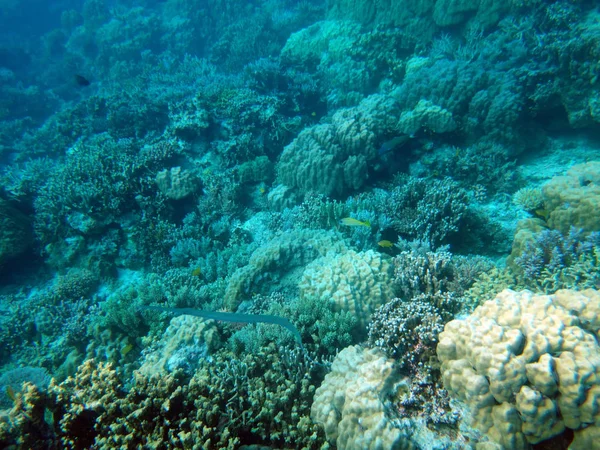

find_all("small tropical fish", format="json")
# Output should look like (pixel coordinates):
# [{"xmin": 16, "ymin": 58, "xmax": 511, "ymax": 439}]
[
  {"xmin": 340, "ymin": 217, "xmax": 371, "ymax": 228},
  {"xmin": 378, "ymin": 240, "xmax": 394, "ymax": 248},
  {"xmin": 192, "ymin": 267, "xmax": 202, "ymax": 277},
  {"xmin": 535, "ymin": 209, "xmax": 550, "ymax": 220},
  {"xmin": 74, "ymin": 74, "xmax": 91, "ymax": 86},
  {"xmin": 6, "ymin": 385, "xmax": 16, "ymax": 402},
  {"xmin": 378, "ymin": 135, "xmax": 410, "ymax": 156},
  {"xmin": 121, "ymin": 343, "xmax": 134, "ymax": 357}
]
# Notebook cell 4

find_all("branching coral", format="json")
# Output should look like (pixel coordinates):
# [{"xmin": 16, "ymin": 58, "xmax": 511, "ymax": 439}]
[
  {"xmin": 367, "ymin": 297, "xmax": 444, "ymax": 371},
  {"xmin": 0, "ymin": 349, "xmax": 326, "ymax": 449},
  {"xmin": 382, "ymin": 175, "xmax": 470, "ymax": 247}
]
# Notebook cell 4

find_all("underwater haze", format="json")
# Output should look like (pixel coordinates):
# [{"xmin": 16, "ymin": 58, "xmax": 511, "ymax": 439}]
[{"xmin": 1, "ymin": 0, "xmax": 600, "ymax": 448}]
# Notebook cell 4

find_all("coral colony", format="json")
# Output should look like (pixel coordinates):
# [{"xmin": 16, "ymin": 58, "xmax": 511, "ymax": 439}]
[{"xmin": 1, "ymin": 0, "xmax": 600, "ymax": 449}]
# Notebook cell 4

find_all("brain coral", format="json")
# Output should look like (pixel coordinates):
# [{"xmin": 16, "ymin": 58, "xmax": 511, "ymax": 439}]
[
  {"xmin": 542, "ymin": 161, "xmax": 600, "ymax": 234},
  {"xmin": 311, "ymin": 345, "xmax": 412, "ymax": 450},
  {"xmin": 437, "ymin": 288, "xmax": 600, "ymax": 449},
  {"xmin": 299, "ymin": 249, "xmax": 395, "ymax": 329}
]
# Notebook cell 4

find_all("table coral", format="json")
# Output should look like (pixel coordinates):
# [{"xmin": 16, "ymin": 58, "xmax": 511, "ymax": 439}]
[{"xmin": 437, "ymin": 288, "xmax": 600, "ymax": 449}]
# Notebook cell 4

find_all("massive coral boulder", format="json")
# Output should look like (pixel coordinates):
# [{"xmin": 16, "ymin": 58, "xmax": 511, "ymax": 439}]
[
  {"xmin": 299, "ymin": 249, "xmax": 395, "ymax": 330},
  {"xmin": 437, "ymin": 288, "xmax": 600, "ymax": 449},
  {"xmin": 311, "ymin": 345, "xmax": 412, "ymax": 450},
  {"xmin": 276, "ymin": 93, "xmax": 399, "ymax": 197},
  {"xmin": 542, "ymin": 161, "xmax": 600, "ymax": 234}
]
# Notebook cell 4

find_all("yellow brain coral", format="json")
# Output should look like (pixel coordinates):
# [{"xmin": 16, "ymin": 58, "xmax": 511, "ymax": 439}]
[{"xmin": 437, "ymin": 288, "xmax": 600, "ymax": 450}]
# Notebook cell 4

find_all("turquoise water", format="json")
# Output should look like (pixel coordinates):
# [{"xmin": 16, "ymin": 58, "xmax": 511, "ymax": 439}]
[{"xmin": 0, "ymin": 1, "xmax": 600, "ymax": 449}]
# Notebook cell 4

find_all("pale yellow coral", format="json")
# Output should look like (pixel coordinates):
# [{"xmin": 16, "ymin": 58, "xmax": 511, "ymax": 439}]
[
  {"xmin": 437, "ymin": 288, "xmax": 600, "ymax": 449},
  {"xmin": 138, "ymin": 315, "xmax": 221, "ymax": 377},
  {"xmin": 542, "ymin": 161, "xmax": 600, "ymax": 234},
  {"xmin": 311, "ymin": 345, "xmax": 412, "ymax": 450},
  {"xmin": 224, "ymin": 229, "xmax": 348, "ymax": 310}
]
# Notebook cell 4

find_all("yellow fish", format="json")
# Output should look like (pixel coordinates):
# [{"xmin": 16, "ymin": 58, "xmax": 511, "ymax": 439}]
[
  {"xmin": 340, "ymin": 217, "xmax": 371, "ymax": 228},
  {"xmin": 121, "ymin": 343, "xmax": 135, "ymax": 357},
  {"xmin": 6, "ymin": 385, "xmax": 16, "ymax": 402},
  {"xmin": 378, "ymin": 240, "xmax": 394, "ymax": 248},
  {"xmin": 535, "ymin": 209, "xmax": 550, "ymax": 220}
]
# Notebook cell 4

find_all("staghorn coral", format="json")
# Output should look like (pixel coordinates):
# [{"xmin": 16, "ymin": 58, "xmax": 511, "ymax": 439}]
[
  {"xmin": 424, "ymin": 142, "xmax": 517, "ymax": 194},
  {"xmin": 513, "ymin": 228, "xmax": 599, "ymax": 279},
  {"xmin": 508, "ymin": 224, "xmax": 600, "ymax": 293},
  {"xmin": 392, "ymin": 243, "xmax": 493, "ymax": 314},
  {"xmin": 387, "ymin": 175, "xmax": 469, "ymax": 247},
  {"xmin": 367, "ymin": 297, "xmax": 444, "ymax": 372},
  {"xmin": 437, "ymin": 288, "xmax": 600, "ymax": 449},
  {"xmin": 33, "ymin": 134, "xmax": 182, "ymax": 272}
]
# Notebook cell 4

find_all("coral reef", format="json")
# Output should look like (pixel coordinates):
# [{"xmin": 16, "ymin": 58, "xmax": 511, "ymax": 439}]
[
  {"xmin": 0, "ymin": 349, "xmax": 326, "ymax": 449},
  {"xmin": 2, "ymin": 0, "xmax": 600, "ymax": 447}
]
